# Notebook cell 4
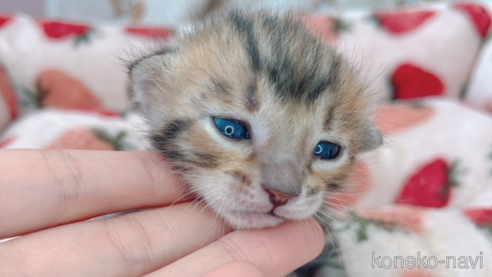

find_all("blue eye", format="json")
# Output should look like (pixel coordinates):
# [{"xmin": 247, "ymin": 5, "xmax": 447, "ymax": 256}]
[
  {"xmin": 314, "ymin": 141, "xmax": 341, "ymax": 160},
  {"xmin": 213, "ymin": 117, "xmax": 250, "ymax": 140}
]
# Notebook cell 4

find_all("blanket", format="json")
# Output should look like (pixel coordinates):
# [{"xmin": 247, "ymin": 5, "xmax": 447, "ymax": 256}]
[{"xmin": 1, "ymin": 3, "xmax": 492, "ymax": 277}]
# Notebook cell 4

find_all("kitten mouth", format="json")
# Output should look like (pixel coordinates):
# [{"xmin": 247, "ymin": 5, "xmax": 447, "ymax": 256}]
[
  {"xmin": 235, "ymin": 209, "xmax": 286, "ymax": 220},
  {"xmin": 235, "ymin": 210, "xmax": 276, "ymax": 218},
  {"xmin": 224, "ymin": 209, "xmax": 287, "ymax": 229},
  {"xmin": 267, "ymin": 210, "xmax": 285, "ymax": 219}
]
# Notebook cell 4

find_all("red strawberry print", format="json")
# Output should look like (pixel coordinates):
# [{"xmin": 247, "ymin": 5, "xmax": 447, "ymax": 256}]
[
  {"xmin": 36, "ymin": 69, "xmax": 105, "ymax": 111},
  {"xmin": 391, "ymin": 63, "xmax": 444, "ymax": 99},
  {"xmin": 484, "ymin": 101, "xmax": 492, "ymax": 114},
  {"xmin": 40, "ymin": 21, "xmax": 91, "ymax": 39},
  {"xmin": 373, "ymin": 103, "xmax": 435, "ymax": 134},
  {"xmin": 125, "ymin": 26, "xmax": 172, "ymax": 40},
  {"xmin": 373, "ymin": 10, "xmax": 435, "ymax": 35},
  {"xmin": 46, "ymin": 128, "xmax": 126, "ymax": 151},
  {"xmin": 0, "ymin": 136, "xmax": 15, "ymax": 149},
  {"xmin": 358, "ymin": 205, "xmax": 426, "ymax": 233},
  {"xmin": 463, "ymin": 208, "xmax": 492, "ymax": 227},
  {"xmin": 0, "ymin": 65, "xmax": 17, "ymax": 120},
  {"xmin": 453, "ymin": 3, "xmax": 491, "ymax": 38},
  {"xmin": 0, "ymin": 15, "xmax": 13, "ymax": 29},
  {"xmin": 303, "ymin": 15, "xmax": 348, "ymax": 42},
  {"xmin": 401, "ymin": 269, "xmax": 433, "ymax": 277},
  {"xmin": 395, "ymin": 158, "xmax": 461, "ymax": 208},
  {"xmin": 72, "ymin": 107, "xmax": 120, "ymax": 117},
  {"xmin": 47, "ymin": 128, "xmax": 113, "ymax": 150}
]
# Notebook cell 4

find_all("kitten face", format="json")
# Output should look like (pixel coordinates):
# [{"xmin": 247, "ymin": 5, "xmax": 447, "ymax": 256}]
[{"xmin": 130, "ymin": 11, "xmax": 381, "ymax": 229}]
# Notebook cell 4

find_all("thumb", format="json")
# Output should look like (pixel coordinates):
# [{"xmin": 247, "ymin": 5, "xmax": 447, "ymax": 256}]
[{"xmin": 200, "ymin": 261, "xmax": 266, "ymax": 277}]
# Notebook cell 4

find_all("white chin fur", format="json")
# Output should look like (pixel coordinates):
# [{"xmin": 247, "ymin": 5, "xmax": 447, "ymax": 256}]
[{"xmin": 218, "ymin": 209, "xmax": 287, "ymax": 230}]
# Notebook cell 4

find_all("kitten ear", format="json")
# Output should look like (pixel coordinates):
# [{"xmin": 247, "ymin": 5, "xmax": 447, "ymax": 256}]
[
  {"xmin": 129, "ymin": 47, "xmax": 177, "ymax": 125},
  {"xmin": 358, "ymin": 121, "xmax": 382, "ymax": 152}
]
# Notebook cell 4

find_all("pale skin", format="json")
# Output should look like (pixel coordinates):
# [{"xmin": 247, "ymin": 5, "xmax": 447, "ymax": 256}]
[{"xmin": 0, "ymin": 150, "xmax": 324, "ymax": 277}]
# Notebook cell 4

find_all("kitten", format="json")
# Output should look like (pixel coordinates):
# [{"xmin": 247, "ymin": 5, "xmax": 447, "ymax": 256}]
[
  {"xmin": 191, "ymin": 0, "xmax": 329, "ymax": 21},
  {"xmin": 129, "ymin": 10, "xmax": 382, "ymax": 230}
]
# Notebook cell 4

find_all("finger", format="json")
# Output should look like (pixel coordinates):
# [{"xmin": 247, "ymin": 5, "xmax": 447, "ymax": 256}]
[
  {"xmin": 0, "ymin": 203, "xmax": 231, "ymax": 277},
  {"xmin": 200, "ymin": 261, "xmax": 266, "ymax": 277},
  {"xmin": 148, "ymin": 219, "xmax": 324, "ymax": 277},
  {"xmin": 0, "ymin": 150, "xmax": 185, "ymax": 238}
]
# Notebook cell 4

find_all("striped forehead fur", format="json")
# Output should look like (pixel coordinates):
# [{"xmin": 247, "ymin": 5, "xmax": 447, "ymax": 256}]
[{"xmin": 178, "ymin": 10, "xmax": 344, "ymax": 105}]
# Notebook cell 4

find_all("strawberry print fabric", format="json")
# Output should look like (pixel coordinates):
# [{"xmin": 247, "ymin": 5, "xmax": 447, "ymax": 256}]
[
  {"xmin": 0, "ymin": 109, "xmax": 148, "ymax": 151},
  {"xmin": 305, "ymin": 3, "xmax": 491, "ymax": 102},
  {"xmin": 0, "ymin": 63, "xmax": 17, "ymax": 132},
  {"xmin": 335, "ymin": 99, "xmax": 492, "ymax": 277},
  {"xmin": 1, "ymin": 3, "xmax": 492, "ymax": 277},
  {"xmin": 0, "ymin": 14, "xmax": 172, "ymax": 117},
  {"xmin": 465, "ymin": 4, "xmax": 492, "ymax": 114}
]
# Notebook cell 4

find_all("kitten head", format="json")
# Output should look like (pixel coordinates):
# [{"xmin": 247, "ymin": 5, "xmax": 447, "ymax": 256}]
[{"xmin": 130, "ymin": 10, "xmax": 382, "ymax": 229}]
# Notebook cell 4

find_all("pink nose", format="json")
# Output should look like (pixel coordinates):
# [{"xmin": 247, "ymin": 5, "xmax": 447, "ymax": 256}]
[{"xmin": 262, "ymin": 187, "xmax": 296, "ymax": 207}]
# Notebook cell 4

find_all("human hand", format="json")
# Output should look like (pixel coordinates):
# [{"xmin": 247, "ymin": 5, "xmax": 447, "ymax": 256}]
[{"xmin": 0, "ymin": 150, "xmax": 324, "ymax": 277}]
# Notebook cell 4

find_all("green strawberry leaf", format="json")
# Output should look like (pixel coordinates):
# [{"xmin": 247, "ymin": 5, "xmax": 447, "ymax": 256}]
[
  {"xmin": 111, "ymin": 131, "xmax": 127, "ymax": 151},
  {"xmin": 488, "ymin": 145, "xmax": 492, "ymax": 176},
  {"xmin": 448, "ymin": 159, "xmax": 468, "ymax": 187},
  {"xmin": 74, "ymin": 28, "xmax": 95, "ymax": 48},
  {"xmin": 356, "ymin": 224, "xmax": 368, "ymax": 242},
  {"xmin": 21, "ymin": 88, "xmax": 41, "ymax": 108},
  {"xmin": 484, "ymin": 30, "xmax": 492, "ymax": 43},
  {"xmin": 339, "ymin": 212, "xmax": 402, "ymax": 243},
  {"xmin": 367, "ymin": 15, "xmax": 381, "ymax": 27},
  {"xmin": 92, "ymin": 129, "xmax": 127, "ymax": 151},
  {"xmin": 410, "ymin": 100, "xmax": 428, "ymax": 109},
  {"xmin": 334, "ymin": 17, "xmax": 351, "ymax": 33},
  {"xmin": 478, "ymin": 223, "xmax": 492, "ymax": 245}
]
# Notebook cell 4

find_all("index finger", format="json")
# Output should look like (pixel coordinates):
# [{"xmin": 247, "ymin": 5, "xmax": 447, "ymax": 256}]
[
  {"xmin": 147, "ymin": 219, "xmax": 324, "ymax": 277},
  {"xmin": 200, "ymin": 261, "xmax": 266, "ymax": 277},
  {"xmin": 0, "ymin": 150, "xmax": 185, "ymax": 238}
]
